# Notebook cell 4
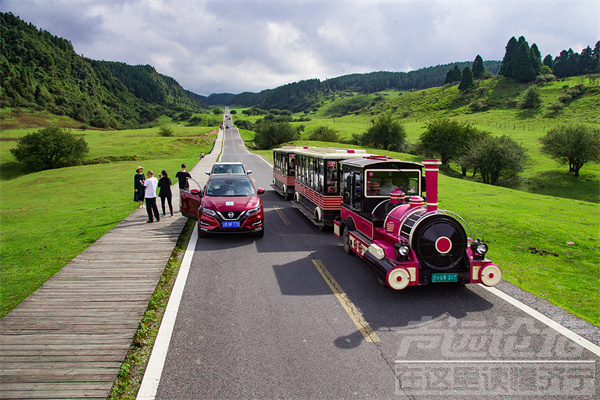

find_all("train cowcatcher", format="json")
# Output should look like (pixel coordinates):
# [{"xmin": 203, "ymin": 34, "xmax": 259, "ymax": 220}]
[{"xmin": 333, "ymin": 157, "xmax": 501, "ymax": 290}]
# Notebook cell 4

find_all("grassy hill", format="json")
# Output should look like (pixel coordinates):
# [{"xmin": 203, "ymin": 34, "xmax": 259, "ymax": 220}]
[{"xmin": 237, "ymin": 75, "xmax": 599, "ymax": 203}]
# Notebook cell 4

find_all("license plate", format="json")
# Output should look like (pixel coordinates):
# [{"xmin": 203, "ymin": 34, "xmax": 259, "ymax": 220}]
[
  {"xmin": 222, "ymin": 221, "xmax": 240, "ymax": 228},
  {"xmin": 432, "ymin": 273, "xmax": 458, "ymax": 283}
]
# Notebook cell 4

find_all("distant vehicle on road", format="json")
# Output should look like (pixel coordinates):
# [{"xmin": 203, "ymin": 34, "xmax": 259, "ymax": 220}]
[
  {"xmin": 181, "ymin": 175, "xmax": 265, "ymax": 238},
  {"xmin": 206, "ymin": 161, "xmax": 251, "ymax": 176}
]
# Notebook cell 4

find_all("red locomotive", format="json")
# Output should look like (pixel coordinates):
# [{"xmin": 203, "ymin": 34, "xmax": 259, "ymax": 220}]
[{"xmin": 333, "ymin": 157, "xmax": 501, "ymax": 290}]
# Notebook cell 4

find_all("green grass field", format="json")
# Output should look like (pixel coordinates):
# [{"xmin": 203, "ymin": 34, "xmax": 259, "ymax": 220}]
[
  {"xmin": 2, "ymin": 76, "xmax": 599, "ymax": 326},
  {"xmin": 0, "ymin": 117, "xmax": 217, "ymax": 317}
]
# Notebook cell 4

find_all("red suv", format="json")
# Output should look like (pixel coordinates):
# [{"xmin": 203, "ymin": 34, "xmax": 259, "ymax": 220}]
[{"xmin": 181, "ymin": 175, "xmax": 265, "ymax": 238}]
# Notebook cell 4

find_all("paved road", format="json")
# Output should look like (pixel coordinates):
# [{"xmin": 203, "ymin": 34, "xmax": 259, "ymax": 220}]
[{"xmin": 152, "ymin": 116, "xmax": 600, "ymax": 399}]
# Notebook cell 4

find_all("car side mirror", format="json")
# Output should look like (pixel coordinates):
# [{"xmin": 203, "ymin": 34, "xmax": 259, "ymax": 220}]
[
  {"xmin": 247, "ymin": 170, "xmax": 252, "ymax": 175},
  {"xmin": 257, "ymin": 188, "xmax": 265, "ymax": 195},
  {"xmin": 190, "ymin": 189, "xmax": 202, "ymax": 196},
  {"xmin": 205, "ymin": 171, "xmax": 211, "ymax": 176}
]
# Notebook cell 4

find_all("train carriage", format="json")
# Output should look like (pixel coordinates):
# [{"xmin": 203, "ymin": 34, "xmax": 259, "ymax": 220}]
[
  {"xmin": 292, "ymin": 147, "xmax": 373, "ymax": 229},
  {"xmin": 272, "ymin": 147, "xmax": 300, "ymax": 200},
  {"xmin": 334, "ymin": 158, "xmax": 501, "ymax": 290}
]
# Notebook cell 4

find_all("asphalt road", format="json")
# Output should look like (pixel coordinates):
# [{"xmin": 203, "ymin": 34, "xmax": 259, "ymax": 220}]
[{"xmin": 153, "ymin": 119, "xmax": 599, "ymax": 399}]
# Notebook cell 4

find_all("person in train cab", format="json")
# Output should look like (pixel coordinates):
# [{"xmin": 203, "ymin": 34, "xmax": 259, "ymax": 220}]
[{"xmin": 379, "ymin": 178, "xmax": 400, "ymax": 195}]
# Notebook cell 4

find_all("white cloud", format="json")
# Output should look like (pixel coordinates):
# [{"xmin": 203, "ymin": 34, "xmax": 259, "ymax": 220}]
[{"xmin": 1, "ymin": 0, "xmax": 598, "ymax": 95}]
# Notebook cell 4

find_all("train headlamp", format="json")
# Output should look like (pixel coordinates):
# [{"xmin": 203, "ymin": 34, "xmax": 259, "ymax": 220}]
[
  {"xmin": 471, "ymin": 240, "xmax": 488, "ymax": 260},
  {"xmin": 395, "ymin": 243, "xmax": 410, "ymax": 261}
]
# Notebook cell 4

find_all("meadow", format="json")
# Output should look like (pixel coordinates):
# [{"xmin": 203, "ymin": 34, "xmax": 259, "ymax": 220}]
[
  {"xmin": 1, "ymin": 75, "xmax": 598, "ymax": 326},
  {"xmin": 0, "ymin": 111, "xmax": 217, "ymax": 318}
]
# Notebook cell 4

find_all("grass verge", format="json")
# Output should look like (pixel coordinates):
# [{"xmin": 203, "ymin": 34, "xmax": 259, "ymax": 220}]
[{"xmin": 108, "ymin": 218, "xmax": 195, "ymax": 399}]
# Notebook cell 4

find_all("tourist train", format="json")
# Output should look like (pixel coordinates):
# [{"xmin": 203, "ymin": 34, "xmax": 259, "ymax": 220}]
[{"xmin": 272, "ymin": 147, "xmax": 502, "ymax": 290}]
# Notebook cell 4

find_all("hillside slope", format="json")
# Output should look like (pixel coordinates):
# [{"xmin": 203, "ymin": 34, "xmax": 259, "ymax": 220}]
[{"xmin": 0, "ymin": 12, "xmax": 206, "ymax": 129}]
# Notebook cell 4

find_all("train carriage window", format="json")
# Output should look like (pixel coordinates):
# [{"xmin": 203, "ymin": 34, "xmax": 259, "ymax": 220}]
[
  {"xmin": 317, "ymin": 160, "xmax": 324, "ymax": 193},
  {"xmin": 326, "ymin": 161, "xmax": 339, "ymax": 194},
  {"xmin": 288, "ymin": 154, "xmax": 295, "ymax": 174}
]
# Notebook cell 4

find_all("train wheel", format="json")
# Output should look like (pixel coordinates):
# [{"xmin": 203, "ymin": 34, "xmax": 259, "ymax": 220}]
[{"xmin": 342, "ymin": 226, "xmax": 352, "ymax": 255}]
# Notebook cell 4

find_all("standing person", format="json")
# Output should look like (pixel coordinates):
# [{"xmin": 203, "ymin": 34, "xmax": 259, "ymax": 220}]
[
  {"xmin": 157, "ymin": 169, "xmax": 173, "ymax": 217},
  {"xmin": 175, "ymin": 163, "xmax": 192, "ymax": 205},
  {"xmin": 134, "ymin": 166, "xmax": 145, "ymax": 208},
  {"xmin": 143, "ymin": 170, "xmax": 160, "ymax": 223}
]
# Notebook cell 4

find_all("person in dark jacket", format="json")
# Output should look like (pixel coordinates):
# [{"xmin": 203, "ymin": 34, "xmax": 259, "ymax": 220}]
[
  {"xmin": 175, "ymin": 163, "xmax": 192, "ymax": 206},
  {"xmin": 134, "ymin": 166, "xmax": 145, "ymax": 208},
  {"xmin": 157, "ymin": 170, "xmax": 173, "ymax": 217}
]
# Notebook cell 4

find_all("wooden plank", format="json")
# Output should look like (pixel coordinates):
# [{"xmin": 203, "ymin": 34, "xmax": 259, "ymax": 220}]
[{"xmin": 0, "ymin": 154, "xmax": 207, "ymax": 398}]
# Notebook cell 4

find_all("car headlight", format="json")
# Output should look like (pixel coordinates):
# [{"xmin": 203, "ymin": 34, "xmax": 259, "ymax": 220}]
[
  {"xmin": 200, "ymin": 206, "xmax": 217, "ymax": 217},
  {"xmin": 246, "ymin": 206, "xmax": 262, "ymax": 217}
]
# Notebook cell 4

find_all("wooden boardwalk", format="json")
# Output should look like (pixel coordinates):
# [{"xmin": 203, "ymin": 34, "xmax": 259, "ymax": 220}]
[{"xmin": 0, "ymin": 132, "xmax": 222, "ymax": 399}]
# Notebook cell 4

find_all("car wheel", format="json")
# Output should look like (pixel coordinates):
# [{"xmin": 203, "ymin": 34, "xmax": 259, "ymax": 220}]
[{"xmin": 342, "ymin": 226, "xmax": 352, "ymax": 255}]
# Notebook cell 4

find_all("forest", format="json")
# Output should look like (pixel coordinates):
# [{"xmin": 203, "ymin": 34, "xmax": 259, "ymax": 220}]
[{"xmin": 0, "ymin": 12, "xmax": 207, "ymax": 129}]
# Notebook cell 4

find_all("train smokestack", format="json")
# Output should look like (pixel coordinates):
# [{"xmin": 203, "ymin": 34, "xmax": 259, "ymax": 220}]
[{"xmin": 423, "ymin": 159, "xmax": 442, "ymax": 212}]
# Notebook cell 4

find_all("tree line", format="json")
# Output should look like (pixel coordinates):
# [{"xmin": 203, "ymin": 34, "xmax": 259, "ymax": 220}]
[
  {"xmin": 0, "ymin": 12, "xmax": 206, "ymax": 129},
  {"xmin": 231, "ymin": 62, "xmax": 501, "ymax": 112}
]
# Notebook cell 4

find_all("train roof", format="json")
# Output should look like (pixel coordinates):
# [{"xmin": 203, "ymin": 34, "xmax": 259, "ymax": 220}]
[
  {"xmin": 340, "ymin": 155, "xmax": 423, "ymax": 169},
  {"xmin": 293, "ymin": 147, "xmax": 373, "ymax": 160},
  {"xmin": 273, "ymin": 146, "xmax": 307, "ymax": 154}
]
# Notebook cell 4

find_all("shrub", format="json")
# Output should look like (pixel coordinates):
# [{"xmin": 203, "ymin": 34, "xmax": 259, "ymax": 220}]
[
  {"xmin": 546, "ymin": 102, "xmax": 564, "ymax": 114},
  {"xmin": 158, "ymin": 126, "xmax": 174, "ymax": 137},
  {"xmin": 234, "ymin": 119, "xmax": 253, "ymax": 130},
  {"xmin": 518, "ymin": 86, "xmax": 542, "ymax": 109},
  {"xmin": 253, "ymin": 120, "xmax": 299, "ymax": 149},
  {"xmin": 10, "ymin": 126, "xmax": 89, "ymax": 171},
  {"xmin": 308, "ymin": 126, "xmax": 340, "ymax": 142},
  {"xmin": 356, "ymin": 114, "xmax": 406, "ymax": 151}
]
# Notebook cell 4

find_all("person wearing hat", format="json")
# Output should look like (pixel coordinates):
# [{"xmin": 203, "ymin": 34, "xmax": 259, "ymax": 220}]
[
  {"xmin": 157, "ymin": 169, "xmax": 173, "ymax": 217},
  {"xmin": 134, "ymin": 166, "xmax": 145, "ymax": 208}
]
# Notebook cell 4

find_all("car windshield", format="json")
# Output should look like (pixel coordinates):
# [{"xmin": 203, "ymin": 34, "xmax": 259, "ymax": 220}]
[
  {"xmin": 205, "ymin": 178, "xmax": 255, "ymax": 197},
  {"xmin": 212, "ymin": 164, "xmax": 245, "ymax": 174}
]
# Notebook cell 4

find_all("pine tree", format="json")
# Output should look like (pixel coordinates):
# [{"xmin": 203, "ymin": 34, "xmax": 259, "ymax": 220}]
[
  {"xmin": 444, "ymin": 65, "xmax": 462, "ymax": 84},
  {"xmin": 458, "ymin": 67, "xmax": 475, "ymax": 91},
  {"xmin": 499, "ymin": 36, "xmax": 518, "ymax": 78},
  {"xmin": 472, "ymin": 55, "xmax": 485, "ymax": 79},
  {"xmin": 512, "ymin": 37, "xmax": 536, "ymax": 82},
  {"xmin": 592, "ymin": 41, "xmax": 600, "ymax": 73},
  {"xmin": 530, "ymin": 43, "xmax": 542, "ymax": 75},
  {"xmin": 543, "ymin": 54, "xmax": 554, "ymax": 71}
]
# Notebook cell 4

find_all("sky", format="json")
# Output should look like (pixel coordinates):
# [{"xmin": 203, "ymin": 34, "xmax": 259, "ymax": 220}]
[{"xmin": 1, "ymin": 0, "xmax": 598, "ymax": 96}]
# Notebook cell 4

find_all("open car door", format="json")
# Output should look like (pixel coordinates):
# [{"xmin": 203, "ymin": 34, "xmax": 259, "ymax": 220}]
[{"xmin": 180, "ymin": 178, "xmax": 202, "ymax": 220}]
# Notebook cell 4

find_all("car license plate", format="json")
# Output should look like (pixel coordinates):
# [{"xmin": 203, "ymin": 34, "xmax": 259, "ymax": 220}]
[
  {"xmin": 222, "ymin": 221, "xmax": 240, "ymax": 228},
  {"xmin": 432, "ymin": 273, "xmax": 458, "ymax": 283}
]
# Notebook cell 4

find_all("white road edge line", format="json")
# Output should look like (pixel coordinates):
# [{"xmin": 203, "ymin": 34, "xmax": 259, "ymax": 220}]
[
  {"xmin": 137, "ymin": 222, "xmax": 198, "ymax": 400},
  {"xmin": 480, "ymin": 284, "xmax": 600, "ymax": 357}
]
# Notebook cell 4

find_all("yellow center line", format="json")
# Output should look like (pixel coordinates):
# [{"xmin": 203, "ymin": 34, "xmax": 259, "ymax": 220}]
[
  {"xmin": 273, "ymin": 204, "xmax": 291, "ymax": 226},
  {"xmin": 312, "ymin": 259, "xmax": 381, "ymax": 343}
]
